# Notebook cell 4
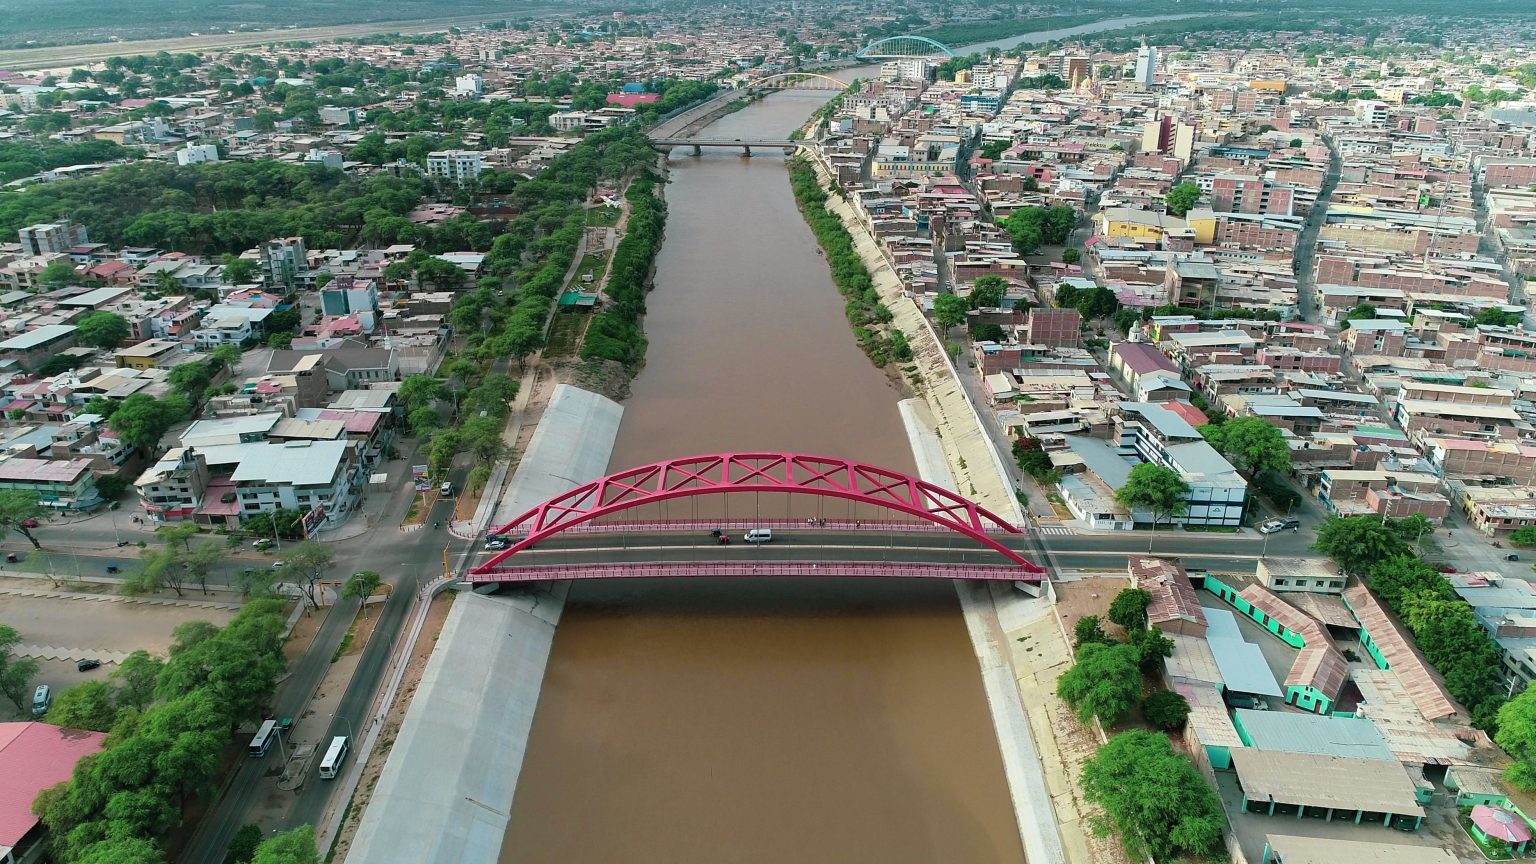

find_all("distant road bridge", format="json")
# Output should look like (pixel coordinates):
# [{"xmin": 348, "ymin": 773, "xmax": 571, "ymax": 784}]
[
  {"xmin": 467, "ymin": 452, "xmax": 1047, "ymax": 585},
  {"xmin": 855, "ymin": 34, "xmax": 956, "ymax": 61},
  {"xmin": 648, "ymin": 136, "xmax": 802, "ymax": 156}
]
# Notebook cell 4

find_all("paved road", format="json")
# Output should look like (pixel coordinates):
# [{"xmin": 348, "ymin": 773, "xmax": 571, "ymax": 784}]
[
  {"xmin": 170, "ymin": 456, "xmax": 472, "ymax": 864},
  {"xmin": 1294, "ymin": 135, "xmax": 1343, "ymax": 322}
]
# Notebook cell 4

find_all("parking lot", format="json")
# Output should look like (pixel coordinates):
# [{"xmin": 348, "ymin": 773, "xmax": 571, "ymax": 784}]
[{"xmin": 0, "ymin": 577, "xmax": 239, "ymax": 720}]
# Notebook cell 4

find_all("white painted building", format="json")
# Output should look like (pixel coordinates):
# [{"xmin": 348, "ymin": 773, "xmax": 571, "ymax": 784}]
[
  {"xmin": 425, "ymin": 150, "xmax": 484, "ymax": 184},
  {"xmin": 176, "ymin": 144, "xmax": 220, "ymax": 166}
]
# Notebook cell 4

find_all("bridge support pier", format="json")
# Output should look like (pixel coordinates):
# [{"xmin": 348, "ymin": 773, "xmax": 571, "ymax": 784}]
[
  {"xmin": 691, "ymin": 144, "xmax": 701, "ymax": 157},
  {"xmin": 741, "ymin": 145, "xmax": 752, "ymax": 158}
]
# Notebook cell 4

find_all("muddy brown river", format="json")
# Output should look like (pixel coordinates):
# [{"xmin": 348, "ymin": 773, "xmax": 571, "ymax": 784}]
[{"xmin": 500, "ymin": 91, "xmax": 1024, "ymax": 864}]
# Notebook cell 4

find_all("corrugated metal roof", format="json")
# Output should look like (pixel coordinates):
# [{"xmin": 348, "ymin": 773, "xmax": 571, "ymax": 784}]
[
  {"xmin": 1235, "ymin": 709, "xmax": 1395, "ymax": 761},
  {"xmin": 1232, "ymin": 749, "xmax": 1424, "ymax": 816},
  {"xmin": 1130, "ymin": 556, "xmax": 1207, "ymax": 632},
  {"xmin": 0, "ymin": 722, "xmax": 106, "ymax": 847},
  {"xmin": 1239, "ymin": 584, "xmax": 1349, "ymax": 701},
  {"xmin": 1260, "ymin": 834, "xmax": 1457, "ymax": 864},
  {"xmin": 1344, "ymin": 587, "xmax": 1463, "ymax": 722},
  {"xmin": 1205, "ymin": 607, "xmax": 1285, "ymax": 697}
]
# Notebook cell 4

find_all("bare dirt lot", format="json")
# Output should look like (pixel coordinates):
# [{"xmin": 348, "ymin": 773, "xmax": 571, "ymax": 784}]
[{"xmin": 0, "ymin": 579, "xmax": 241, "ymax": 720}]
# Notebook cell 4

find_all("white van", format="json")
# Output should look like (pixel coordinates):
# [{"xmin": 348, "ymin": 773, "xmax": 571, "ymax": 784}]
[
  {"xmin": 744, "ymin": 529, "xmax": 773, "ymax": 543},
  {"xmin": 439, "ymin": 481, "xmax": 454, "ymax": 497},
  {"xmin": 31, "ymin": 684, "xmax": 51, "ymax": 717}
]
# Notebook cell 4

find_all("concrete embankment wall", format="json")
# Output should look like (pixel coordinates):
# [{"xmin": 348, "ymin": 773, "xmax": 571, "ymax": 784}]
[
  {"xmin": 346, "ymin": 384, "xmax": 623, "ymax": 864},
  {"xmin": 899, "ymin": 399, "xmax": 1068, "ymax": 864}
]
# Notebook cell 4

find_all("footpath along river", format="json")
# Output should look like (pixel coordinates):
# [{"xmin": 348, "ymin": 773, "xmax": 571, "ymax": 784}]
[{"xmin": 500, "ymin": 14, "xmax": 1210, "ymax": 863}]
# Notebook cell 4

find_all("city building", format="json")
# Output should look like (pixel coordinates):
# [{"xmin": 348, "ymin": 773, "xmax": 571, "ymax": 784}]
[
  {"xmin": 17, "ymin": 219, "xmax": 87, "ymax": 257},
  {"xmin": 1135, "ymin": 41, "xmax": 1158, "ymax": 87},
  {"xmin": 426, "ymin": 150, "xmax": 485, "ymax": 184}
]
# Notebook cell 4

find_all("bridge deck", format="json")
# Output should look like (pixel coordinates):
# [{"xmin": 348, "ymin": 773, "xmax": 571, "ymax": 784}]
[
  {"xmin": 469, "ymin": 561, "xmax": 1043, "ymax": 583},
  {"xmin": 649, "ymin": 137, "xmax": 800, "ymax": 147},
  {"xmin": 490, "ymin": 518, "xmax": 1022, "ymax": 537}
]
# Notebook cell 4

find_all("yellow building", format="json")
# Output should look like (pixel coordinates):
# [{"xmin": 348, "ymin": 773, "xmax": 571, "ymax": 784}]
[
  {"xmin": 1185, "ymin": 208, "xmax": 1218, "ymax": 245},
  {"xmin": 1098, "ymin": 207, "xmax": 1191, "ymax": 243},
  {"xmin": 114, "ymin": 339, "xmax": 183, "ymax": 370},
  {"xmin": 1248, "ymin": 79, "xmax": 1287, "ymax": 93}
]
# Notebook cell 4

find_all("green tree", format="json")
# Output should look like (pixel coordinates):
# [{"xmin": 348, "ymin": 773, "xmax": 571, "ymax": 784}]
[
  {"xmin": 75, "ymin": 838, "xmax": 165, "ymax": 864},
  {"xmin": 1497, "ymin": 689, "xmax": 1536, "ymax": 790},
  {"xmin": 222, "ymin": 254, "xmax": 258, "ymax": 284},
  {"xmin": 121, "ymin": 545, "xmax": 187, "ymax": 597},
  {"xmin": 1115, "ymin": 463, "xmax": 1190, "ymax": 533},
  {"xmin": 110, "ymin": 650, "xmax": 164, "ymax": 712},
  {"xmin": 1056, "ymin": 642, "xmax": 1142, "ymax": 727},
  {"xmin": 226, "ymin": 824, "xmax": 265, "ymax": 864},
  {"xmin": 47, "ymin": 681, "xmax": 120, "ymax": 732},
  {"xmin": 1107, "ymin": 587, "xmax": 1152, "ymax": 631},
  {"xmin": 1073, "ymin": 614, "xmax": 1112, "ymax": 647},
  {"xmin": 108, "ymin": 392, "xmax": 189, "ymax": 452},
  {"xmin": 1075, "ymin": 285, "xmax": 1120, "ymax": 322},
  {"xmin": 1340, "ymin": 303, "xmax": 1378, "ymax": 328},
  {"xmin": 155, "ymin": 522, "xmax": 199, "ymax": 552},
  {"xmin": 968, "ymin": 275, "xmax": 1007, "ymax": 310},
  {"xmin": 1061, "ymin": 247, "xmax": 1080, "ymax": 265},
  {"xmin": 1012, "ymin": 436, "xmax": 1055, "ymax": 480},
  {"xmin": 250, "ymin": 826, "xmax": 318, "ymax": 864},
  {"xmin": 1164, "ymin": 181, "xmax": 1200, "ymax": 216},
  {"xmin": 1512, "ymin": 526, "xmax": 1536, "ymax": 547},
  {"xmin": 1199, "ymin": 416, "xmax": 1291, "ymax": 477},
  {"xmin": 0, "ymin": 624, "xmax": 41, "ymax": 713},
  {"xmin": 933, "ymin": 293, "xmax": 968, "ymax": 331},
  {"xmin": 179, "ymin": 543, "xmax": 226, "ymax": 595},
  {"xmin": 1476, "ymin": 308, "xmax": 1523, "ymax": 327},
  {"xmin": 0, "ymin": 489, "xmax": 48, "ymax": 549},
  {"xmin": 343, "ymin": 570, "xmax": 382, "ymax": 617},
  {"xmin": 1313, "ymin": 516, "xmax": 1411, "ymax": 576},
  {"xmin": 1130, "ymin": 626, "xmax": 1175, "ymax": 674},
  {"xmin": 156, "ymin": 598, "xmax": 286, "ymax": 724},
  {"xmin": 37, "ymin": 260, "xmax": 79, "ymax": 291},
  {"xmin": 1366, "ymin": 555, "xmax": 1452, "ymax": 609},
  {"xmin": 279, "ymin": 541, "xmax": 334, "ymax": 609},
  {"xmin": 75, "ymin": 311, "xmax": 131, "ymax": 350},
  {"xmin": 1080, "ymin": 730, "xmax": 1225, "ymax": 862},
  {"xmin": 1142, "ymin": 689, "xmax": 1191, "ymax": 731}
]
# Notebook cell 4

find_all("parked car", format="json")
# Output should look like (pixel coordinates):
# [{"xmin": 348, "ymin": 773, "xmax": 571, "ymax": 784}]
[
  {"xmin": 744, "ymin": 529, "xmax": 774, "ymax": 543},
  {"xmin": 252, "ymin": 538, "xmax": 274, "ymax": 551},
  {"xmin": 76, "ymin": 659, "xmax": 100, "ymax": 672},
  {"xmin": 485, "ymin": 536, "xmax": 509, "ymax": 551},
  {"xmin": 1508, "ymin": 553, "xmax": 1522, "ymax": 562},
  {"xmin": 1258, "ymin": 517, "xmax": 1299, "ymax": 534}
]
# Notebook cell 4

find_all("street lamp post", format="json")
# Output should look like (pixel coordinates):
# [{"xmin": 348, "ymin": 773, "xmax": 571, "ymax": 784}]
[{"xmin": 330, "ymin": 713, "xmax": 355, "ymax": 742}]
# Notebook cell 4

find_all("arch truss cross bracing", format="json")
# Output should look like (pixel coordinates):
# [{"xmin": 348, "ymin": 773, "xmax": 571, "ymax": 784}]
[
  {"xmin": 473, "ymin": 452, "xmax": 1042, "ymax": 574},
  {"xmin": 855, "ymin": 35, "xmax": 956, "ymax": 60}
]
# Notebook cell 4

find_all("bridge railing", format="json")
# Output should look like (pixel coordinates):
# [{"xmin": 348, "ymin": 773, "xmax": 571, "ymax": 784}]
[
  {"xmin": 485, "ymin": 517, "xmax": 1026, "ymax": 538},
  {"xmin": 469, "ymin": 561, "xmax": 1042, "ymax": 582}
]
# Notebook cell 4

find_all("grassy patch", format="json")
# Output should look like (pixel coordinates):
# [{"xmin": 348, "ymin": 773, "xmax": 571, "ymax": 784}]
[
  {"xmin": 586, "ymin": 206, "xmax": 621, "ymax": 227},
  {"xmin": 332, "ymin": 618, "xmax": 358, "ymax": 663},
  {"xmin": 1183, "ymin": 525, "xmax": 1240, "ymax": 534},
  {"xmin": 544, "ymin": 311, "xmax": 589, "ymax": 360}
]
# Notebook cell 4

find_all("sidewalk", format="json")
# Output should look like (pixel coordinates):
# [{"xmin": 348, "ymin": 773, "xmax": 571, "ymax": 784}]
[{"xmin": 315, "ymin": 455, "xmax": 422, "ymax": 544}]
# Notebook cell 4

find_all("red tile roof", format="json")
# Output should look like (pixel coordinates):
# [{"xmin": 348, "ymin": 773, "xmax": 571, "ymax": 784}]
[{"xmin": 0, "ymin": 722, "xmax": 106, "ymax": 847}]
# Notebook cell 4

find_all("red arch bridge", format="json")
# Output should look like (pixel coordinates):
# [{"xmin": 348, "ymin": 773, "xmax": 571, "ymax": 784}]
[{"xmin": 467, "ymin": 453, "xmax": 1047, "ymax": 585}]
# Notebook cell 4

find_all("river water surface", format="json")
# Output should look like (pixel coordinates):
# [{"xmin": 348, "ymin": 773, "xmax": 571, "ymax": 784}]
[
  {"xmin": 499, "ymin": 92, "xmax": 1024, "ymax": 864},
  {"xmin": 500, "ymin": 15, "xmax": 1211, "ymax": 860}
]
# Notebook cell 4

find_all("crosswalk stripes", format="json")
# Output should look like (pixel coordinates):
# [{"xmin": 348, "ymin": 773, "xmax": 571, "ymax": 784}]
[{"xmin": 1035, "ymin": 525, "xmax": 1074, "ymax": 536}]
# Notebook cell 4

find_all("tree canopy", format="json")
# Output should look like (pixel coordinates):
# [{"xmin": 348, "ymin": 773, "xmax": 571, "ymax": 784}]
[
  {"xmin": 1000, "ymin": 205, "xmax": 1076, "ymax": 254},
  {"xmin": 968, "ymin": 275, "xmax": 1007, "ymax": 310},
  {"xmin": 1055, "ymin": 642, "xmax": 1142, "ymax": 726},
  {"xmin": 1081, "ymin": 730, "xmax": 1225, "ymax": 862},
  {"xmin": 1164, "ymin": 182, "xmax": 1200, "ymax": 217},
  {"xmin": 1114, "ymin": 463, "xmax": 1190, "ymax": 526},
  {"xmin": 1199, "ymin": 416, "xmax": 1291, "ymax": 477},
  {"xmin": 1107, "ymin": 588, "xmax": 1151, "ymax": 631},
  {"xmin": 75, "ymin": 312, "xmax": 130, "ymax": 350},
  {"xmin": 1312, "ymin": 515, "xmax": 1410, "ymax": 576}
]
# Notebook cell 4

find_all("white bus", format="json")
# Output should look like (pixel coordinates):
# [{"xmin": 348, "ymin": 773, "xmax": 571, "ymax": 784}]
[
  {"xmin": 248, "ymin": 719, "xmax": 278, "ymax": 758},
  {"xmin": 319, "ymin": 735, "xmax": 349, "ymax": 779}
]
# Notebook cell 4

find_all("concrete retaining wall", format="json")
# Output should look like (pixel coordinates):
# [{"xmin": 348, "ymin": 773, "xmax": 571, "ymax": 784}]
[
  {"xmin": 346, "ymin": 385, "xmax": 623, "ymax": 863},
  {"xmin": 900, "ymin": 398, "xmax": 1068, "ymax": 864}
]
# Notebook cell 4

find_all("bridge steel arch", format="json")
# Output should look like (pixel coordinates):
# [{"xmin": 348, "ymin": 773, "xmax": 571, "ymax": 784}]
[
  {"xmin": 473, "ymin": 452, "xmax": 1043, "ymax": 574},
  {"xmin": 855, "ymin": 35, "xmax": 956, "ymax": 60},
  {"xmin": 746, "ymin": 72, "xmax": 850, "ymax": 91}
]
